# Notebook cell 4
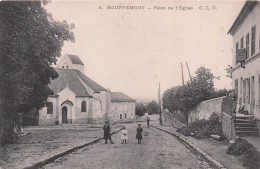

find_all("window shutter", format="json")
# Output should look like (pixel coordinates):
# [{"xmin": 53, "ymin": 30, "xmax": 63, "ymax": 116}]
[{"xmin": 251, "ymin": 25, "xmax": 256, "ymax": 56}]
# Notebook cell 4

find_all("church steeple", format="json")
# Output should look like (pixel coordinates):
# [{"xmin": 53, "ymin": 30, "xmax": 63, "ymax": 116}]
[{"xmin": 57, "ymin": 54, "xmax": 85, "ymax": 73}]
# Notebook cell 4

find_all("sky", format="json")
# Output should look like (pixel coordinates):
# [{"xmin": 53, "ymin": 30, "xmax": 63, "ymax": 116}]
[{"xmin": 46, "ymin": 0, "xmax": 245, "ymax": 102}]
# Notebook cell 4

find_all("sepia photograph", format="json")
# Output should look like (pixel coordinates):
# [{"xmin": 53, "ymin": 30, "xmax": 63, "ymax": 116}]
[{"xmin": 0, "ymin": 0, "xmax": 260, "ymax": 168}]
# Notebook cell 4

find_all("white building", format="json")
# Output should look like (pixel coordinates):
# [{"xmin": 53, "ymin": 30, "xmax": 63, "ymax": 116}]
[
  {"xmin": 39, "ymin": 54, "xmax": 111, "ymax": 125},
  {"xmin": 110, "ymin": 92, "xmax": 136, "ymax": 122},
  {"xmin": 228, "ymin": 1, "xmax": 260, "ymax": 120}
]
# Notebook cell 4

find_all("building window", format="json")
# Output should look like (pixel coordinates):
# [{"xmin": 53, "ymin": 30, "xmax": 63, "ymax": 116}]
[
  {"xmin": 235, "ymin": 79, "xmax": 238, "ymax": 98},
  {"xmin": 62, "ymin": 66, "xmax": 64, "ymax": 68},
  {"xmin": 125, "ymin": 114, "xmax": 127, "ymax": 119},
  {"xmin": 243, "ymin": 80, "xmax": 247, "ymax": 103},
  {"xmin": 240, "ymin": 36, "xmax": 244, "ymax": 49},
  {"xmin": 258, "ymin": 76, "xmax": 260, "ymax": 105},
  {"xmin": 246, "ymin": 33, "xmax": 250, "ymax": 59},
  {"xmin": 120, "ymin": 114, "xmax": 122, "ymax": 119},
  {"xmin": 240, "ymin": 78, "xmax": 243, "ymax": 105},
  {"xmin": 248, "ymin": 78, "xmax": 251, "ymax": 104},
  {"xmin": 236, "ymin": 42, "xmax": 239, "ymax": 64},
  {"xmin": 46, "ymin": 102, "xmax": 53, "ymax": 114},
  {"xmin": 251, "ymin": 76, "xmax": 255, "ymax": 109},
  {"xmin": 81, "ymin": 101, "xmax": 86, "ymax": 112},
  {"xmin": 251, "ymin": 25, "xmax": 256, "ymax": 56},
  {"xmin": 67, "ymin": 66, "xmax": 69, "ymax": 69}
]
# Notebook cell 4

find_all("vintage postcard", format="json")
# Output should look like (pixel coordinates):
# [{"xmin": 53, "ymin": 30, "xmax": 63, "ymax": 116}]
[{"xmin": 0, "ymin": 0, "xmax": 259, "ymax": 168}]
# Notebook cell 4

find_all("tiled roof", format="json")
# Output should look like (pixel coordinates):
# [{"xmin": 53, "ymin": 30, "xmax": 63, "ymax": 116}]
[
  {"xmin": 49, "ymin": 68, "xmax": 90, "ymax": 97},
  {"xmin": 67, "ymin": 54, "xmax": 84, "ymax": 65},
  {"xmin": 49, "ymin": 68, "xmax": 106, "ymax": 97},
  {"xmin": 111, "ymin": 92, "xmax": 135, "ymax": 102},
  {"xmin": 74, "ymin": 70, "xmax": 107, "ymax": 92}
]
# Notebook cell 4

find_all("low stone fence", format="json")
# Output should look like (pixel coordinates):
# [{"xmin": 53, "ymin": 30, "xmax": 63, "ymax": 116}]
[
  {"xmin": 162, "ymin": 110, "xmax": 186, "ymax": 128},
  {"xmin": 135, "ymin": 115, "xmax": 146, "ymax": 122},
  {"xmin": 135, "ymin": 114, "xmax": 160, "ymax": 122}
]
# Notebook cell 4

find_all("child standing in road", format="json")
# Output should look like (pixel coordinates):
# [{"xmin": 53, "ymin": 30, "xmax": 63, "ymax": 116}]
[
  {"xmin": 136, "ymin": 123, "xmax": 143, "ymax": 144},
  {"xmin": 103, "ymin": 120, "xmax": 114, "ymax": 144},
  {"xmin": 121, "ymin": 126, "xmax": 128, "ymax": 144}
]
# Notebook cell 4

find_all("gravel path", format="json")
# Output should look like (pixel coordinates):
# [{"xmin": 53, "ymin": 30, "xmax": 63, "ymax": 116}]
[{"xmin": 43, "ymin": 123, "xmax": 211, "ymax": 169}]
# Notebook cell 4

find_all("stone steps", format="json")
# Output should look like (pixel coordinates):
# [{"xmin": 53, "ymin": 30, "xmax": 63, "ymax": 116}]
[
  {"xmin": 235, "ymin": 116, "xmax": 259, "ymax": 137},
  {"xmin": 236, "ymin": 131, "xmax": 259, "ymax": 137}
]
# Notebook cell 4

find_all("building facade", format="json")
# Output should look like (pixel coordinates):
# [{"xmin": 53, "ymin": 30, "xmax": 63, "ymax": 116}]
[
  {"xmin": 39, "ymin": 55, "xmax": 136, "ymax": 125},
  {"xmin": 110, "ymin": 92, "xmax": 136, "ymax": 122},
  {"xmin": 39, "ymin": 54, "xmax": 111, "ymax": 125},
  {"xmin": 228, "ymin": 1, "xmax": 260, "ymax": 120}
]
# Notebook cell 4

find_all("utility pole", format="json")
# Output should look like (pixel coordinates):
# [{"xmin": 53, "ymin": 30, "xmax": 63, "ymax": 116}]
[
  {"xmin": 158, "ymin": 82, "xmax": 162, "ymax": 125},
  {"xmin": 181, "ymin": 63, "xmax": 184, "ymax": 86},
  {"xmin": 186, "ymin": 62, "xmax": 192, "ymax": 82}
]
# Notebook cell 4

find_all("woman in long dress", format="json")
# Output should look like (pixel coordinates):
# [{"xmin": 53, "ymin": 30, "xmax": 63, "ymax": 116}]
[
  {"xmin": 136, "ymin": 123, "xmax": 143, "ymax": 144},
  {"xmin": 103, "ymin": 120, "xmax": 114, "ymax": 144}
]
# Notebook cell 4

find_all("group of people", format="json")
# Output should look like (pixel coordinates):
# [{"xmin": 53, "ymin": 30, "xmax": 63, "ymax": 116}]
[{"xmin": 103, "ymin": 121, "xmax": 146, "ymax": 144}]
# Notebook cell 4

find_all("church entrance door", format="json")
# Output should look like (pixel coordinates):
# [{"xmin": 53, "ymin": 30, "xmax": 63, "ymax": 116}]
[{"xmin": 62, "ymin": 106, "xmax": 68, "ymax": 123}]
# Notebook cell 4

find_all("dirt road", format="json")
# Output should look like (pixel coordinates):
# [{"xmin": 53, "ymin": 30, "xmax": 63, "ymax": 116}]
[{"xmin": 43, "ymin": 123, "xmax": 211, "ymax": 169}]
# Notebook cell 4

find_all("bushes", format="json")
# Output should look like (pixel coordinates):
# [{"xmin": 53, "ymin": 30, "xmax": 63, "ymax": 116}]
[
  {"xmin": 177, "ymin": 119, "xmax": 208, "ymax": 136},
  {"xmin": 193, "ymin": 113, "xmax": 224, "ymax": 139},
  {"xmin": 226, "ymin": 138, "xmax": 254, "ymax": 156},
  {"xmin": 177, "ymin": 113, "xmax": 224, "ymax": 140},
  {"xmin": 227, "ymin": 138, "xmax": 260, "ymax": 169},
  {"xmin": 242, "ymin": 148, "xmax": 260, "ymax": 169},
  {"xmin": 162, "ymin": 67, "xmax": 229, "ymax": 114}
]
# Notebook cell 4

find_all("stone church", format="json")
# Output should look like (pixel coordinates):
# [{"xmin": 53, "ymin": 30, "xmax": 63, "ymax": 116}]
[{"xmin": 38, "ymin": 54, "xmax": 135, "ymax": 125}]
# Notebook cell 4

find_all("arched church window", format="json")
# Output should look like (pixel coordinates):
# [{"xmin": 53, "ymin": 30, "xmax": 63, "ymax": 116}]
[
  {"xmin": 46, "ymin": 102, "xmax": 53, "ymax": 114},
  {"xmin": 81, "ymin": 101, "xmax": 87, "ymax": 112}
]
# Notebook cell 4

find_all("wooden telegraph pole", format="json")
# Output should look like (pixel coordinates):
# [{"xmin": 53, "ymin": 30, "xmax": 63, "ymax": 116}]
[
  {"xmin": 186, "ymin": 62, "xmax": 192, "ymax": 82},
  {"xmin": 158, "ymin": 82, "xmax": 162, "ymax": 125},
  {"xmin": 181, "ymin": 63, "xmax": 184, "ymax": 86}
]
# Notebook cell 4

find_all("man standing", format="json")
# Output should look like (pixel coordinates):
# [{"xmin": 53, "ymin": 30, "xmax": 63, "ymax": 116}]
[
  {"xmin": 103, "ymin": 120, "xmax": 114, "ymax": 144},
  {"xmin": 146, "ymin": 115, "xmax": 150, "ymax": 128}
]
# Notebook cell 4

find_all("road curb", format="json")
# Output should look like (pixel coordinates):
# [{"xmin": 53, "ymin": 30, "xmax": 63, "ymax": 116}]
[
  {"xmin": 152, "ymin": 125, "xmax": 226, "ymax": 169},
  {"xmin": 23, "ymin": 127, "xmax": 123, "ymax": 169}
]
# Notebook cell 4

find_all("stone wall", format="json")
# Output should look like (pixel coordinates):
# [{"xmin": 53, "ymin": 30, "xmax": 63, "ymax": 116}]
[
  {"xmin": 188, "ymin": 96, "xmax": 225, "ymax": 123},
  {"xmin": 136, "ymin": 114, "xmax": 159, "ymax": 122},
  {"xmin": 222, "ymin": 112, "xmax": 236, "ymax": 140}
]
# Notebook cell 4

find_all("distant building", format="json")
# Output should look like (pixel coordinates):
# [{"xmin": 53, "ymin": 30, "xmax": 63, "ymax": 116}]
[
  {"xmin": 228, "ymin": 1, "xmax": 260, "ymax": 120},
  {"xmin": 39, "ymin": 54, "xmax": 111, "ymax": 125},
  {"xmin": 110, "ymin": 92, "xmax": 136, "ymax": 121}
]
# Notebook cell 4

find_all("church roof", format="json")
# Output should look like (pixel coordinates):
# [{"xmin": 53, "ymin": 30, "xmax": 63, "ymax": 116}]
[
  {"xmin": 74, "ymin": 70, "xmax": 107, "ymax": 92},
  {"xmin": 49, "ymin": 68, "xmax": 106, "ymax": 97},
  {"xmin": 111, "ymin": 92, "xmax": 135, "ymax": 102},
  {"xmin": 67, "ymin": 54, "xmax": 84, "ymax": 65}
]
